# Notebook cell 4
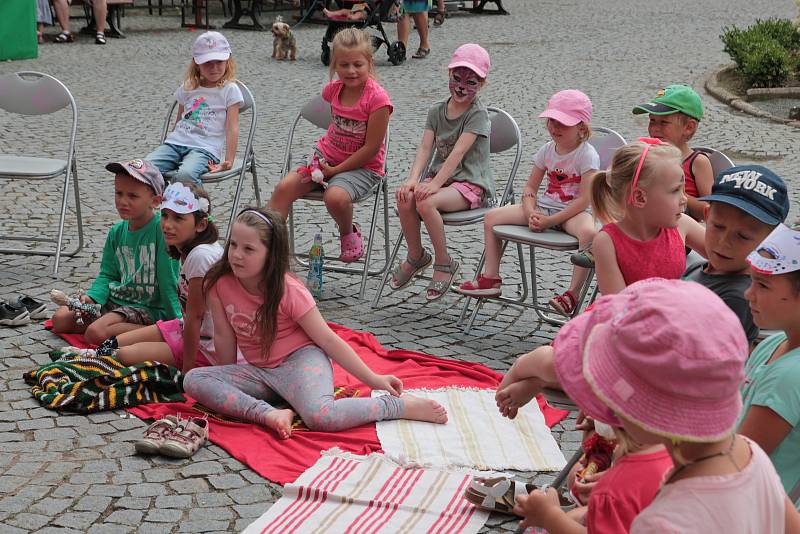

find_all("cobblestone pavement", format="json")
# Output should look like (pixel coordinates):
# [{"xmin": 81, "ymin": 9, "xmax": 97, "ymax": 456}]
[{"xmin": 1, "ymin": 0, "xmax": 799, "ymax": 532}]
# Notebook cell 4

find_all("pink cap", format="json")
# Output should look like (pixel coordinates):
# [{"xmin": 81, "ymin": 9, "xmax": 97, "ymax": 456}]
[
  {"xmin": 553, "ymin": 294, "xmax": 624, "ymax": 428},
  {"xmin": 538, "ymin": 89, "xmax": 593, "ymax": 126},
  {"xmin": 447, "ymin": 43, "xmax": 491, "ymax": 78},
  {"xmin": 582, "ymin": 279, "xmax": 748, "ymax": 442}
]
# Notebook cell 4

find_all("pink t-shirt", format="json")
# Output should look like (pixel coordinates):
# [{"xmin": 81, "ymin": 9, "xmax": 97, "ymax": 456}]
[
  {"xmin": 586, "ymin": 448, "xmax": 673, "ymax": 534},
  {"xmin": 210, "ymin": 273, "xmax": 316, "ymax": 368},
  {"xmin": 631, "ymin": 437, "xmax": 786, "ymax": 534},
  {"xmin": 316, "ymin": 78, "xmax": 393, "ymax": 175}
]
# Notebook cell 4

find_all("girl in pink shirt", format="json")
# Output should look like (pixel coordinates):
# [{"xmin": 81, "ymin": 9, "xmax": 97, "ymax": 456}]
[
  {"xmin": 268, "ymin": 28, "xmax": 392, "ymax": 265},
  {"xmin": 182, "ymin": 208, "xmax": 447, "ymax": 439}
]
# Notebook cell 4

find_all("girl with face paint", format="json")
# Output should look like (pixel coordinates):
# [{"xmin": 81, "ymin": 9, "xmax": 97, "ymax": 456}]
[
  {"xmin": 392, "ymin": 44, "xmax": 493, "ymax": 302},
  {"xmin": 458, "ymin": 90, "xmax": 601, "ymax": 317}
]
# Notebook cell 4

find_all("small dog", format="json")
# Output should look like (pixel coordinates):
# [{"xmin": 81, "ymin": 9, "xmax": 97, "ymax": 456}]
[{"xmin": 271, "ymin": 16, "xmax": 297, "ymax": 61}]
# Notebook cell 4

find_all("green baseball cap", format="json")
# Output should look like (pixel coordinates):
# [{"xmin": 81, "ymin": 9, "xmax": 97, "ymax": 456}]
[{"xmin": 632, "ymin": 84, "xmax": 704, "ymax": 121}]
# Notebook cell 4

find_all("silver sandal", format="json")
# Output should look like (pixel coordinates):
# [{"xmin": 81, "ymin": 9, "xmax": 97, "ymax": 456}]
[
  {"xmin": 390, "ymin": 249, "xmax": 432, "ymax": 291},
  {"xmin": 426, "ymin": 257, "xmax": 460, "ymax": 302}
]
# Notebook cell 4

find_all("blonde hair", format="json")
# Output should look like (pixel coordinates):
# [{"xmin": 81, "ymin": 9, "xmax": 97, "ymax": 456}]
[
  {"xmin": 590, "ymin": 141, "xmax": 681, "ymax": 223},
  {"xmin": 184, "ymin": 56, "xmax": 238, "ymax": 90},
  {"xmin": 329, "ymin": 28, "xmax": 377, "ymax": 81},
  {"xmin": 612, "ymin": 426, "xmax": 642, "ymax": 457}
]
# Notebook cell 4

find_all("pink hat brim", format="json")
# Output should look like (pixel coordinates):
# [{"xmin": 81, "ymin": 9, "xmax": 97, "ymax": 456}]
[
  {"xmin": 447, "ymin": 60, "xmax": 487, "ymax": 79},
  {"xmin": 538, "ymin": 109, "xmax": 582, "ymax": 127},
  {"xmin": 583, "ymin": 323, "xmax": 743, "ymax": 442}
]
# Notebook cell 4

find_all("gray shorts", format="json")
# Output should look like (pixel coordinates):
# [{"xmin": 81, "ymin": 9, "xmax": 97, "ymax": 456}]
[
  {"xmin": 100, "ymin": 302, "xmax": 154, "ymax": 325},
  {"xmin": 303, "ymin": 151, "xmax": 382, "ymax": 202}
]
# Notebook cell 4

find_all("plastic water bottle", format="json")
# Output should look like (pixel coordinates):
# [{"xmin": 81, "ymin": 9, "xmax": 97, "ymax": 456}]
[{"xmin": 307, "ymin": 233, "xmax": 324, "ymax": 298}]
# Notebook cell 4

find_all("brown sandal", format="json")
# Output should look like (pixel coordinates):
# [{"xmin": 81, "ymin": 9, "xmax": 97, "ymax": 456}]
[{"xmin": 433, "ymin": 10, "xmax": 445, "ymax": 26}]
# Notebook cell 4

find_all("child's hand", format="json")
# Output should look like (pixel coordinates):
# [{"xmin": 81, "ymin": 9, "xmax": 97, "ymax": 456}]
[
  {"xmin": 513, "ymin": 487, "xmax": 560, "ymax": 530},
  {"xmin": 80, "ymin": 295, "xmax": 95, "ymax": 304},
  {"xmin": 414, "ymin": 181, "xmax": 440, "ymax": 201},
  {"xmin": 572, "ymin": 470, "xmax": 605, "ymax": 502},
  {"xmin": 529, "ymin": 212, "xmax": 553, "ymax": 232},
  {"xmin": 396, "ymin": 182, "xmax": 416, "ymax": 204},
  {"xmin": 367, "ymin": 374, "xmax": 403, "ymax": 396},
  {"xmin": 320, "ymin": 162, "xmax": 338, "ymax": 179},
  {"xmin": 208, "ymin": 160, "xmax": 232, "ymax": 173},
  {"xmin": 575, "ymin": 411, "xmax": 595, "ymax": 432}
]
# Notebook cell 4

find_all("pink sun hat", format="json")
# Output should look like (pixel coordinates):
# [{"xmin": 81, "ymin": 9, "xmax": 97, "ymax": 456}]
[
  {"xmin": 538, "ymin": 89, "xmax": 593, "ymax": 126},
  {"xmin": 581, "ymin": 278, "xmax": 748, "ymax": 442},
  {"xmin": 447, "ymin": 43, "xmax": 491, "ymax": 78},
  {"xmin": 553, "ymin": 293, "xmax": 624, "ymax": 427}
]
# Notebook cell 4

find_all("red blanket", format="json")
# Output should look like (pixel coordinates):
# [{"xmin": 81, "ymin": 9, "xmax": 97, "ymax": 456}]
[{"xmin": 45, "ymin": 321, "xmax": 567, "ymax": 484}]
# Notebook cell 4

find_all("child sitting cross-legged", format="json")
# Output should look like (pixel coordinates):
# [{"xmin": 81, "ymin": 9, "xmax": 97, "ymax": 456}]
[
  {"xmin": 632, "ymin": 84, "xmax": 713, "ymax": 221},
  {"xmin": 51, "ymin": 160, "xmax": 181, "ymax": 345},
  {"xmin": 457, "ymin": 89, "xmax": 599, "ymax": 315},
  {"xmin": 391, "ymin": 44, "xmax": 493, "ymax": 301},
  {"xmin": 88, "ymin": 183, "xmax": 226, "ymax": 374},
  {"xmin": 182, "ymin": 208, "xmax": 448, "ymax": 439},
  {"xmin": 683, "ymin": 165, "xmax": 789, "ymax": 346},
  {"xmin": 516, "ymin": 279, "xmax": 800, "ymax": 533},
  {"xmin": 738, "ymin": 224, "xmax": 800, "ymax": 510}
]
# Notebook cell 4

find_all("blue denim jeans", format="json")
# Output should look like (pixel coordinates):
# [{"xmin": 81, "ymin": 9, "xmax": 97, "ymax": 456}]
[{"xmin": 145, "ymin": 143, "xmax": 218, "ymax": 185}]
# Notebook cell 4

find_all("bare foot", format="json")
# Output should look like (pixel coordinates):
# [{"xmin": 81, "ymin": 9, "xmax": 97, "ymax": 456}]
[
  {"xmin": 401, "ymin": 394, "xmax": 448, "ymax": 424},
  {"xmin": 264, "ymin": 408, "xmax": 295, "ymax": 439},
  {"xmin": 495, "ymin": 378, "xmax": 541, "ymax": 419}
]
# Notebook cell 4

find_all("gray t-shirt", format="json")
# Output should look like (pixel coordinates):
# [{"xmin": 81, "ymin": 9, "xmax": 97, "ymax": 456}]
[
  {"xmin": 424, "ymin": 97, "xmax": 493, "ymax": 199},
  {"xmin": 683, "ymin": 262, "xmax": 758, "ymax": 343}
]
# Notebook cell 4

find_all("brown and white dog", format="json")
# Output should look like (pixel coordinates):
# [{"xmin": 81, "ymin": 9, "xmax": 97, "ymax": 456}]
[{"xmin": 271, "ymin": 16, "xmax": 297, "ymax": 61}]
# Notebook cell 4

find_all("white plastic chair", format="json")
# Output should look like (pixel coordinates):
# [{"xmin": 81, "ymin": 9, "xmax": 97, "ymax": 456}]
[
  {"xmin": 370, "ymin": 107, "xmax": 523, "ymax": 308},
  {"xmin": 283, "ymin": 95, "xmax": 391, "ymax": 300},
  {"xmin": 0, "ymin": 71, "xmax": 84, "ymax": 276},
  {"xmin": 158, "ymin": 80, "xmax": 260, "ymax": 237},
  {"xmin": 459, "ymin": 127, "xmax": 626, "ymax": 332}
]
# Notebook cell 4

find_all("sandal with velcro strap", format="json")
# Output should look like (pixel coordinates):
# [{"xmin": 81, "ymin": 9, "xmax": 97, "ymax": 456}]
[{"xmin": 426, "ymin": 257, "xmax": 459, "ymax": 302}]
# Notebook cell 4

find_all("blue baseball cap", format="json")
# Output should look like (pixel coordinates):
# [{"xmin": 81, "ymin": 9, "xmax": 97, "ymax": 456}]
[{"xmin": 700, "ymin": 165, "xmax": 789, "ymax": 226}]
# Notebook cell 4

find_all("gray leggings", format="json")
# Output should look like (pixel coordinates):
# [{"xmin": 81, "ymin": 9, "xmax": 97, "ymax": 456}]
[{"xmin": 183, "ymin": 345, "xmax": 404, "ymax": 432}]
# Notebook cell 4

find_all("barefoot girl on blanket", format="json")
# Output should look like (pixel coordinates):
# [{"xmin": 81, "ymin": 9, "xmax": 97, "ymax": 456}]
[{"xmin": 182, "ymin": 208, "xmax": 448, "ymax": 439}]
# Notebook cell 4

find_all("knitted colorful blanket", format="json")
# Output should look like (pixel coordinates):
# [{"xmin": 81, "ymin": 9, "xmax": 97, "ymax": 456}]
[{"xmin": 23, "ymin": 352, "xmax": 184, "ymax": 413}]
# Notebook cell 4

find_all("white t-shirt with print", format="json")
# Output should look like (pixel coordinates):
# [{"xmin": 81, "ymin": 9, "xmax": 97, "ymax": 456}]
[
  {"xmin": 165, "ymin": 82, "xmax": 244, "ymax": 160},
  {"xmin": 180, "ymin": 242, "xmax": 224, "ymax": 359},
  {"xmin": 533, "ymin": 141, "xmax": 600, "ymax": 209}
]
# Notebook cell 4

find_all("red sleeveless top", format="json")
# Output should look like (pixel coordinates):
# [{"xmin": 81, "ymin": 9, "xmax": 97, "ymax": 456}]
[
  {"xmin": 681, "ymin": 150, "xmax": 708, "ymax": 198},
  {"xmin": 601, "ymin": 223, "xmax": 686, "ymax": 286}
]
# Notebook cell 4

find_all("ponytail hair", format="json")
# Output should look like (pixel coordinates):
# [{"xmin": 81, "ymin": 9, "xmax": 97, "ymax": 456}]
[
  {"xmin": 329, "ymin": 27, "xmax": 377, "ymax": 81},
  {"xmin": 590, "ymin": 141, "xmax": 682, "ymax": 224}
]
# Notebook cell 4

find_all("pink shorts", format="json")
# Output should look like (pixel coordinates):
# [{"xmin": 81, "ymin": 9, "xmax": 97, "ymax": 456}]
[
  {"xmin": 156, "ymin": 319, "xmax": 212, "ymax": 369},
  {"xmin": 422, "ymin": 174, "xmax": 485, "ymax": 209}
]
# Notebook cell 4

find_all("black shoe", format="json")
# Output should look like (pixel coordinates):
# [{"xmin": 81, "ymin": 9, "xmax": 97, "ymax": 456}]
[
  {"xmin": 95, "ymin": 32, "xmax": 107, "ymax": 45},
  {"xmin": 0, "ymin": 302, "xmax": 30, "ymax": 326},
  {"xmin": 570, "ymin": 250, "xmax": 595, "ymax": 269},
  {"xmin": 14, "ymin": 296, "xmax": 48, "ymax": 320}
]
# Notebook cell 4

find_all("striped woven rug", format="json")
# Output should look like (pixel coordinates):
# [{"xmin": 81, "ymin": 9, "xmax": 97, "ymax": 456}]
[
  {"xmin": 375, "ymin": 387, "xmax": 566, "ymax": 472},
  {"xmin": 242, "ymin": 450, "xmax": 489, "ymax": 534}
]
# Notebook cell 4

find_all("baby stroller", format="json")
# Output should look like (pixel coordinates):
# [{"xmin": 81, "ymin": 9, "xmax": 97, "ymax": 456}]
[{"xmin": 320, "ymin": 0, "xmax": 406, "ymax": 66}]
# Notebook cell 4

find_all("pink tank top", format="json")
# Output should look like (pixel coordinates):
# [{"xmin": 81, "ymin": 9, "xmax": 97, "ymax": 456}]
[{"xmin": 601, "ymin": 223, "xmax": 686, "ymax": 286}]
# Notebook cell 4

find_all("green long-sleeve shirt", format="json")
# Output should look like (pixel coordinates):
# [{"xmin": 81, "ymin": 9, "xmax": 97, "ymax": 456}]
[{"xmin": 86, "ymin": 213, "xmax": 181, "ymax": 321}]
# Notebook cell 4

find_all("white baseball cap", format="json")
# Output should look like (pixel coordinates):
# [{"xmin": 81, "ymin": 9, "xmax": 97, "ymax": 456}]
[
  {"xmin": 192, "ymin": 31, "xmax": 231, "ymax": 64},
  {"xmin": 160, "ymin": 182, "xmax": 209, "ymax": 214}
]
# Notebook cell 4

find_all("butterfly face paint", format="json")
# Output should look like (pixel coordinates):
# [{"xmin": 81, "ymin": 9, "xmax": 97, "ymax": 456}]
[{"xmin": 449, "ymin": 67, "xmax": 482, "ymax": 102}]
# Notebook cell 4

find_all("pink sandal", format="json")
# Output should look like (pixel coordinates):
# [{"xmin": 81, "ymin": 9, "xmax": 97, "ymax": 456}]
[
  {"xmin": 339, "ymin": 224, "xmax": 364, "ymax": 263},
  {"xmin": 549, "ymin": 290, "xmax": 578, "ymax": 316}
]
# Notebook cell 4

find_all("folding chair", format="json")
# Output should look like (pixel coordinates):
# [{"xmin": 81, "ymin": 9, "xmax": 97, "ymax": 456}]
[
  {"xmin": 158, "ymin": 80, "xmax": 260, "ymax": 238},
  {"xmin": 459, "ymin": 128, "xmax": 626, "ymax": 332},
  {"xmin": 283, "ymin": 95, "xmax": 391, "ymax": 299},
  {"xmin": 693, "ymin": 146, "xmax": 734, "ymax": 177},
  {"xmin": 371, "ymin": 107, "xmax": 523, "ymax": 308},
  {"xmin": 0, "ymin": 71, "xmax": 84, "ymax": 277}
]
